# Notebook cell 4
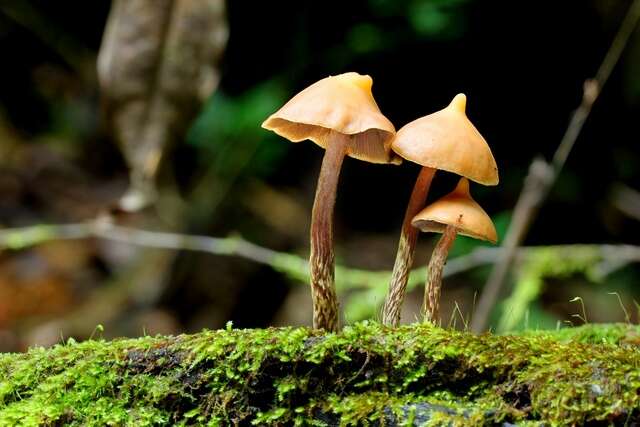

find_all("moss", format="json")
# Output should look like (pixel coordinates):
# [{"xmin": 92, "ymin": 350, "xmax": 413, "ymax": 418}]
[
  {"xmin": 1, "ymin": 322, "xmax": 639, "ymax": 426},
  {"xmin": 521, "ymin": 322, "xmax": 640, "ymax": 346}
]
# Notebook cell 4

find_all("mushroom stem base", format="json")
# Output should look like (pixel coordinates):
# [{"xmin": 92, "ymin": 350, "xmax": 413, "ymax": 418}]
[
  {"xmin": 309, "ymin": 132, "xmax": 349, "ymax": 331},
  {"xmin": 424, "ymin": 225, "xmax": 457, "ymax": 324},
  {"xmin": 382, "ymin": 167, "xmax": 435, "ymax": 326}
]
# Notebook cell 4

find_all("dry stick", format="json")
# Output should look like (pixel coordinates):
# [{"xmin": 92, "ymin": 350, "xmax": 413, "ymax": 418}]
[
  {"xmin": 381, "ymin": 167, "xmax": 435, "ymax": 326},
  {"xmin": 309, "ymin": 132, "xmax": 349, "ymax": 331},
  {"xmin": 424, "ymin": 225, "xmax": 457, "ymax": 324},
  {"xmin": 471, "ymin": 0, "xmax": 640, "ymax": 333}
]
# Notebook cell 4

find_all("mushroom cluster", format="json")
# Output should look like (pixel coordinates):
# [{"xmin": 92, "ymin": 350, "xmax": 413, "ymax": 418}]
[
  {"xmin": 262, "ymin": 73, "xmax": 498, "ymax": 331},
  {"xmin": 382, "ymin": 93, "xmax": 498, "ymax": 326}
]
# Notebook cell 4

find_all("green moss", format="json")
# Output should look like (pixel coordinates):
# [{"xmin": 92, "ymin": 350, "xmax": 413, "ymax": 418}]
[
  {"xmin": 520, "ymin": 322, "xmax": 640, "ymax": 346},
  {"xmin": 1, "ymin": 322, "xmax": 640, "ymax": 426}
]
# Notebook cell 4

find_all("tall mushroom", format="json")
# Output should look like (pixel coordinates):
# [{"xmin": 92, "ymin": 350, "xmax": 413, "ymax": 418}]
[
  {"xmin": 412, "ymin": 177, "xmax": 497, "ymax": 323},
  {"xmin": 262, "ymin": 72, "xmax": 397, "ymax": 331},
  {"xmin": 381, "ymin": 94, "xmax": 498, "ymax": 327}
]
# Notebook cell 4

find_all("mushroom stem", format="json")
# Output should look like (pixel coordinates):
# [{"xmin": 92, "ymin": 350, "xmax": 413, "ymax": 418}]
[
  {"xmin": 309, "ymin": 131, "xmax": 349, "ymax": 331},
  {"xmin": 423, "ymin": 224, "xmax": 457, "ymax": 324},
  {"xmin": 382, "ymin": 166, "xmax": 435, "ymax": 326}
]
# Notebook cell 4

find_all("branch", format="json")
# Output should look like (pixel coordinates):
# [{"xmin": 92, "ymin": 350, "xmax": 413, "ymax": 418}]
[
  {"xmin": 471, "ymin": 0, "xmax": 640, "ymax": 333},
  {"xmin": 1, "ymin": 221, "xmax": 639, "ymax": 293}
]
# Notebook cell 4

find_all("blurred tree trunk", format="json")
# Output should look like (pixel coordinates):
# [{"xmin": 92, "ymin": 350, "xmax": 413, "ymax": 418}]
[
  {"xmin": 26, "ymin": 1, "xmax": 230, "ymax": 346},
  {"xmin": 98, "ymin": 0, "xmax": 227, "ymax": 209}
]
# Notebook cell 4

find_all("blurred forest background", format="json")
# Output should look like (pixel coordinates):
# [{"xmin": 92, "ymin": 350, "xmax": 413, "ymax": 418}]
[{"xmin": 0, "ymin": 0, "xmax": 639, "ymax": 352}]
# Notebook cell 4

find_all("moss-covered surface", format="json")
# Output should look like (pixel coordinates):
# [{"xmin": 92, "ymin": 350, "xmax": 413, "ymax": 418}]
[{"xmin": 1, "ymin": 322, "xmax": 640, "ymax": 426}]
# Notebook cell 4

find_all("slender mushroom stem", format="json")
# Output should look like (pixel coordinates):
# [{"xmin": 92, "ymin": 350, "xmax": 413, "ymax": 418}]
[
  {"xmin": 424, "ymin": 224, "xmax": 458, "ymax": 324},
  {"xmin": 382, "ymin": 167, "xmax": 436, "ymax": 326},
  {"xmin": 309, "ymin": 131, "xmax": 349, "ymax": 331}
]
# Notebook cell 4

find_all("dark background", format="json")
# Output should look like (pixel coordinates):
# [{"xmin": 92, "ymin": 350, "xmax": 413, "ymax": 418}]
[{"xmin": 0, "ymin": 0, "xmax": 638, "ymax": 351}]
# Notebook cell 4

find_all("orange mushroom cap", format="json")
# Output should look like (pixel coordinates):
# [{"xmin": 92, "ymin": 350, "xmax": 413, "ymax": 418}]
[
  {"xmin": 262, "ymin": 72, "xmax": 399, "ymax": 164},
  {"xmin": 392, "ymin": 94, "xmax": 498, "ymax": 185},
  {"xmin": 411, "ymin": 178, "xmax": 497, "ymax": 243}
]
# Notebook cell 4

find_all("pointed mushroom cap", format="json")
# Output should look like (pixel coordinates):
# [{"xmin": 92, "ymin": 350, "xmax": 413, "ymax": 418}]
[
  {"xmin": 262, "ymin": 72, "xmax": 399, "ymax": 164},
  {"xmin": 392, "ymin": 94, "xmax": 498, "ymax": 185},
  {"xmin": 411, "ymin": 178, "xmax": 497, "ymax": 243}
]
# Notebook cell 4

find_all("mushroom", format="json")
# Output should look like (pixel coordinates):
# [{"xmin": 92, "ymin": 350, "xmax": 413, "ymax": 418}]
[
  {"xmin": 381, "ymin": 94, "xmax": 498, "ymax": 327},
  {"xmin": 262, "ymin": 72, "xmax": 397, "ymax": 331},
  {"xmin": 412, "ymin": 177, "xmax": 497, "ymax": 323}
]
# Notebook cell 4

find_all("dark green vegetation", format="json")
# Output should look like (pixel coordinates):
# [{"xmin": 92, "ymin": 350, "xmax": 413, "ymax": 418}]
[{"xmin": 1, "ymin": 322, "xmax": 639, "ymax": 426}]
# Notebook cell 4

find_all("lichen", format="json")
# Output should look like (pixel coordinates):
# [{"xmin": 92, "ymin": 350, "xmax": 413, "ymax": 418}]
[{"xmin": 1, "ymin": 322, "xmax": 639, "ymax": 426}]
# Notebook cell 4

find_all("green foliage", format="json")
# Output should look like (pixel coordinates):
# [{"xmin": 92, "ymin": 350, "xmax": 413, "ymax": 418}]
[
  {"xmin": 187, "ymin": 80, "xmax": 289, "ymax": 178},
  {"xmin": 1, "ymin": 225, "xmax": 57, "ymax": 250},
  {"xmin": 497, "ymin": 246, "xmax": 605, "ymax": 333},
  {"xmin": 346, "ymin": 23, "xmax": 388, "ymax": 54},
  {"xmin": 343, "ymin": 283, "xmax": 389, "ymax": 323},
  {"xmin": 407, "ymin": 0, "xmax": 470, "ymax": 39},
  {"xmin": 1, "ymin": 322, "xmax": 640, "ymax": 425},
  {"xmin": 367, "ymin": 0, "xmax": 470, "ymax": 40}
]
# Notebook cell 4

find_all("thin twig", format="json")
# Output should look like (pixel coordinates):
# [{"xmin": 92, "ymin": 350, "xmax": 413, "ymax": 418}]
[
  {"xmin": 471, "ymin": 0, "xmax": 640, "ymax": 333},
  {"xmin": 1, "ymin": 221, "xmax": 639, "ymax": 292}
]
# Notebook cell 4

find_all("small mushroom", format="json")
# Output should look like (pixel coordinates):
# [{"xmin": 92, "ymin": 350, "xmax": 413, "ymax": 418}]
[
  {"xmin": 262, "ymin": 72, "xmax": 397, "ymax": 331},
  {"xmin": 382, "ymin": 93, "xmax": 498, "ymax": 327},
  {"xmin": 412, "ymin": 177, "xmax": 497, "ymax": 324}
]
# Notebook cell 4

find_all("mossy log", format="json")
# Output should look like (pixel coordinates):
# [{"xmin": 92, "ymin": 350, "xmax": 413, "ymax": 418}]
[{"xmin": 1, "ymin": 322, "xmax": 640, "ymax": 426}]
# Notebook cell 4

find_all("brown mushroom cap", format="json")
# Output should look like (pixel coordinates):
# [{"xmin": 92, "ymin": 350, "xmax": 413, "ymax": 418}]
[
  {"xmin": 392, "ymin": 94, "xmax": 498, "ymax": 185},
  {"xmin": 411, "ymin": 178, "xmax": 497, "ymax": 243},
  {"xmin": 262, "ymin": 72, "xmax": 398, "ymax": 164}
]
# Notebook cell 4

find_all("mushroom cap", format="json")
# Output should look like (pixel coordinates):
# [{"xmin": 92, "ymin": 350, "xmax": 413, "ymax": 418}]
[
  {"xmin": 411, "ymin": 178, "xmax": 497, "ymax": 243},
  {"xmin": 262, "ymin": 72, "xmax": 399, "ymax": 164},
  {"xmin": 392, "ymin": 94, "xmax": 498, "ymax": 185}
]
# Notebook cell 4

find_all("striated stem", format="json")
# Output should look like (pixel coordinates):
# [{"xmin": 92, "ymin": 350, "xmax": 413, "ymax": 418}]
[
  {"xmin": 424, "ymin": 225, "xmax": 457, "ymax": 324},
  {"xmin": 382, "ymin": 167, "xmax": 435, "ymax": 326},
  {"xmin": 309, "ymin": 131, "xmax": 349, "ymax": 331}
]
